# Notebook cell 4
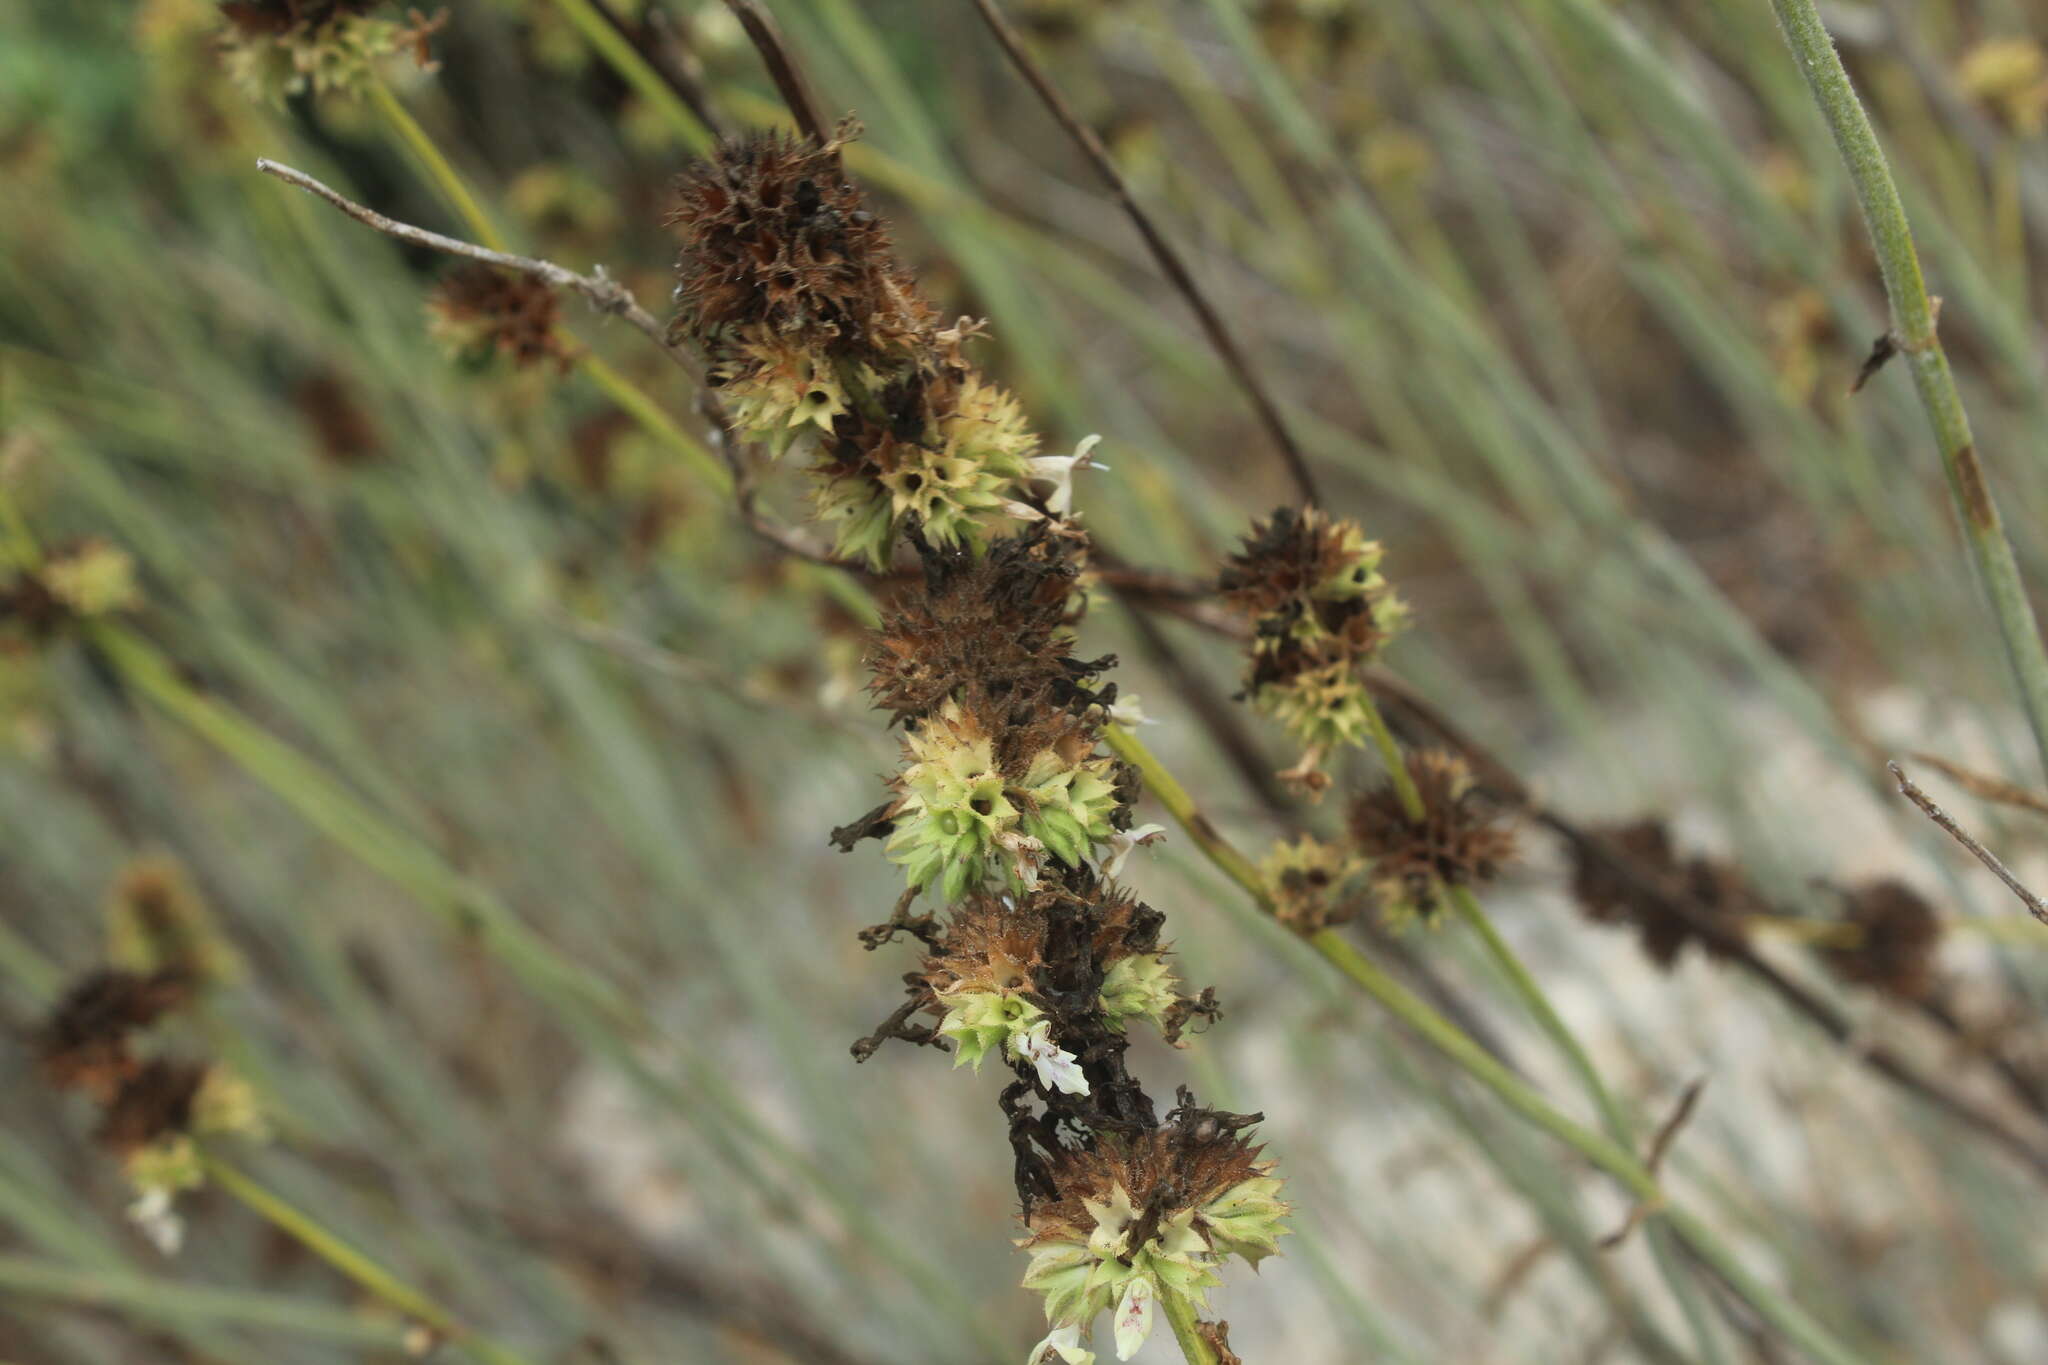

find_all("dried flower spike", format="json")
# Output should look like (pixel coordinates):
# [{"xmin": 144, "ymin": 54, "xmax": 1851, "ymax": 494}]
[
  {"xmin": 1260, "ymin": 834, "xmax": 1363, "ymax": 933},
  {"xmin": 217, "ymin": 1, "xmax": 443, "ymax": 105},
  {"xmin": 1822, "ymin": 879, "xmax": 1943, "ymax": 1001},
  {"xmin": 39, "ymin": 968, "xmax": 192, "ymax": 1100},
  {"xmin": 109, "ymin": 855, "xmax": 246, "ymax": 987},
  {"xmin": 427, "ymin": 265, "xmax": 571, "ymax": 372},
  {"xmin": 1349, "ymin": 750, "xmax": 1513, "ymax": 925},
  {"xmin": 1221, "ymin": 506, "xmax": 1407, "ymax": 777},
  {"xmin": 1568, "ymin": 820, "xmax": 1755, "ymax": 969}
]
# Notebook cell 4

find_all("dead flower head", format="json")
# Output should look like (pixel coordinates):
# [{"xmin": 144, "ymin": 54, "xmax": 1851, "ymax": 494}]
[
  {"xmin": 1567, "ymin": 820, "xmax": 1756, "ymax": 969},
  {"xmin": 1822, "ymin": 879, "xmax": 1943, "ymax": 1002},
  {"xmin": 1349, "ymin": 750, "xmax": 1513, "ymax": 925},
  {"xmin": 39, "ymin": 968, "xmax": 193, "ymax": 1100},
  {"xmin": 426, "ymin": 265, "xmax": 571, "ymax": 372}
]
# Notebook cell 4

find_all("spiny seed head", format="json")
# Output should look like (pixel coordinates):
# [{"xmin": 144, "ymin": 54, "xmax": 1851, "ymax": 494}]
[
  {"xmin": 426, "ymin": 266, "xmax": 570, "ymax": 372},
  {"xmin": 1567, "ymin": 820, "xmax": 1755, "ymax": 969},
  {"xmin": 867, "ymin": 525, "xmax": 1104, "ymax": 727},
  {"xmin": 95, "ymin": 1058, "xmax": 208, "ymax": 1157},
  {"xmin": 1823, "ymin": 879, "xmax": 1943, "ymax": 1001},
  {"xmin": 666, "ymin": 129, "xmax": 935, "ymax": 356},
  {"xmin": 40, "ymin": 969, "xmax": 193, "ymax": 1100},
  {"xmin": 1348, "ymin": 751, "xmax": 1514, "ymax": 925},
  {"xmin": 1019, "ymin": 1096, "xmax": 1288, "ymax": 1353},
  {"xmin": 1260, "ymin": 834, "xmax": 1363, "ymax": 934}
]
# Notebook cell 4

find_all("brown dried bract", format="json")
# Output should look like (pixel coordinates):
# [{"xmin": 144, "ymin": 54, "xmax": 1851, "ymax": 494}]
[
  {"xmin": 1219, "ymin": 505, "xmax": 1360, "ymax": 619},
  {"xmin": 917, "ymin": 879, "xmax": 1161, "ymax": 1008},
  {"xmin": 40, "ymin": 969, "xmax": 192, "ymax": 1100},
  {"xmin": 218, "ymin": 0, "xmax": 379, "ymax": 37},
  {"xmin": 1823, "ymin": 879, "xmax": 1943, "ymax": 1001},
  {"xmin": 95, "ymin": 1058, "xmax": 207, "ymax": 1156},
  {"xmin": 1568, "ymin": 820, "xmax": 1755, "ymax": 969},
  {"xmin": 428, "ymin": 265, "xmax": 569, "ymax": 371},
  {"xmin": 1024, "ymin": 1089, "xmax": 1267, "ymax": 1243},
  {"xmin": 667, "ymin": 130, "xmax": 935, "ymax": 355},
  {"xmin": 868, "ymin": 525, "xmax": 1111, "ymax": 726},
  {"xmin": 1349, "ymin": 751, "xmax": 1515, "ymax": 920}
]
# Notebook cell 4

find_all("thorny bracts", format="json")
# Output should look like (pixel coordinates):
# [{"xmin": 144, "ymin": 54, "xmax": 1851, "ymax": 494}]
[
  {"xmin": 667, "ymin": 130, "xmax": 1086, "ymax": 566},
  {"xmin": 1220, "ymin": 505, "xmax": 1407, "ymax": 790}
]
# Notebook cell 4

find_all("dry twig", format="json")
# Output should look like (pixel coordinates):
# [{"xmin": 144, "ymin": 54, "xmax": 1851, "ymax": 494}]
[{"xmin": 1890, "ymin": 760, "xmax": 2048, "ymax": 925}]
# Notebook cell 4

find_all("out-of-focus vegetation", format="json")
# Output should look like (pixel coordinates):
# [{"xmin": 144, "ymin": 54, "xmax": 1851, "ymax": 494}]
[{"xmin": 7, "ymin": 0, "xmax": 2048, "ymax": 1361}]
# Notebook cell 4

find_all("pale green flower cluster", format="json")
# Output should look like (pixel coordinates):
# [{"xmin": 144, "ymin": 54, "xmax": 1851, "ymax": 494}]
[
  {"xmin": 1021, "ymin": 1176, "xmax": 1289, "ymax": 1361},
  {"xmin": 884, "ymin": 703, "xmax": 1122, "ymax": 901},
  {"xmin": 938, "ymin": 990, "xmax": 1088, "ymax": 1096}
]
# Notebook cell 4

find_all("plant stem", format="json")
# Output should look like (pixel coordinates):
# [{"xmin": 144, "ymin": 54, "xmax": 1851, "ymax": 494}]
[
  {"xmin": 1448, "ymin": 886, "xmax": 1729, "ymax": 1365},
  {"xmin": 365, "ymin": 77, "xmax": 506, "ymax": 251},
  {"xmin": 203, "ymin": 1157, "xmax": 535, "ymax": 1365},
  {"xmin": 544, "ymin": 0, "xmax": 714, "ymax": 152},
  {"xmin": 1160, "ymin": 1286, "xmax": 1219, "ymax": 1365},
  {"xmin": 1766, "ymin": 0, "xmax": 2048, "ymax": 780},
  {"xmin": 1105, "ymin": 724, "xmax": 1866, "ymax": 1364},
  {"xmin": 1359, "ymin": 694, "xmax": 1424, "ymax": 820}
]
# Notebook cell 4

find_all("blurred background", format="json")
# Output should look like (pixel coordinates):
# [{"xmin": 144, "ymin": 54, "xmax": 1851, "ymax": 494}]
[{"xmin": 6, "ymin": 0, "xmax": 2048, "ymax": 1360}]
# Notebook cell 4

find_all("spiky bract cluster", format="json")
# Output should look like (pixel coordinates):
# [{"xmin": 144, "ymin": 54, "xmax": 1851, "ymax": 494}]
[
  {"xmin": 1822, "ymin": 879, "xmax": 1943, "ymax": 1001},
  {"xmin": 1, "ymin": 539, "xmax": 140, "ymax": 650},
  {"xmin": 40, "ymin": 964, "xmax": 267, "ymax": 1253},
  {"xmin": 1019, "ymin": 1094, "xmax": 1288, "ymax": 1361},
  {"xmin": 1568, "ymin": 820, "xmax": 1756, "ymax": 969},
  {"xmin": 216, "ymin": 1, "xmax": 438, "ymax": 104},
  {"xmin": 670, "ymin": 132, "xmax": 1056, "ymax": 565},
  {"xmin": 1260, "ymin": 834, "xmax": 1364, "ymax": 933},
  {"xmin": 1221, "ymin": 506, "xmax": 1407, "ymax": 764},
  {"xmin": 427, "ymin": 266, "xmax": 570, "ymax": 372},
  {"xmin": 1348, "ymin": 751, "xmax": 1513, "ymax": 925}
]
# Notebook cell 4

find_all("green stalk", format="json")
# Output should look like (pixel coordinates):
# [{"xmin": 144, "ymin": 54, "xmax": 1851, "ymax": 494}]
[
  {"xmin": 365, "ymin": 77, "xmax": 506, "ymax": 251},
  {"xmin": 204, "ymin": 1157, "xmax": 535, "ymax": 1365},
  {"xmin": 543, "ymin": 0, "xmax": 713, "ymax": 152},
  {"xmin": 1104, "ymin": 725, "xmax": 1866, "ymax": 1365},
  {"xmin": 1160, "ymin": 1286, "xmax": 1219, "ymax": 1365},
  {"xmin": 1766, "ymin": 0, "xmax": 2048, "ymax": 780},
  {"xmin": 1359, "ymin": 694, "xmax": 1425, "ymax": 821}
]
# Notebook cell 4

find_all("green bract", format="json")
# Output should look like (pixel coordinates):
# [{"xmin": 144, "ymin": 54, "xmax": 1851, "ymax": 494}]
[{"xmin": 1097, "ymin": 953, "xmax": 1177, "ymax": 1034}]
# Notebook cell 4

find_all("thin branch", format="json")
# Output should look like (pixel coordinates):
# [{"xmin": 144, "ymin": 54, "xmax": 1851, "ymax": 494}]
[
  {"xmin": 1600, "ymin": 1079, "xmax": 1706, "ymax": 1250},
  {"xmin": 1906, "ymin": 750, "xmax": 2048, "ymax": 818},
  {"xmin": 1890, "ymin": 760, "xmax": 2048, "ymax": 925},
  {"xmin": 723, "ymin": 0, "xmax": 829, "ymax": 144},
  {"xmin": 971, "ymin": 0, "xmax": 1320, "ymax": 508},
  {"xmin": 253, "ymin": 159, "xmax": 697, "ymax": 381}
]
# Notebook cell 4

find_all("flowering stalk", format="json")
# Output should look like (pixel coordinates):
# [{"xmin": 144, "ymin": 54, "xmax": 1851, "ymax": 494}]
[{"xmin": 1767, "ymin": 0, "xmax": 2048, "ymax": 781}]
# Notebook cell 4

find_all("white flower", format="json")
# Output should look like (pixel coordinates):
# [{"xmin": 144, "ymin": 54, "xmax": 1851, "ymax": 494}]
[
  {"xmin": 128, "ymin": 1187, "xmax": 184, "ymax": 1257},
  {"xmin": 1113, "ymin": 1276, "xmax": 1155, "ymax": 1360},
  {"xmin": 1027, "ymin": 1324, "xmax": 1096, "ymax": 1365},
  {"xmin": 1105, "ymin": 691, "xmax": 1152, "ymax": 728},
  {"xmin": 1026, "ymin": 434, "xmax": 1106, "ymax": 518},
  {"xmin": 1012, "ymin": 1019, "xmax": 1091, "ymax": 1095},
  {"xmin": 1102, "ymin": 823, "xmax": 1167, "ymax": 878}
]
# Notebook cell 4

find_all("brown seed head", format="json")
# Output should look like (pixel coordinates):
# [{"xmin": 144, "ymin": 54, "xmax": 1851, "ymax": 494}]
[
  {"xmin": 1348, "ymin": 751, "xmax": 1514, "ymax": 921},
  {"xmin": 1219, "ymin": 505, "xmax": 1361, "ymax": 619},
  {"xmin": 40, "ymin": 969, "xmax": 193, "ymax": 1100},
  {"xmin": 1025, "ymin": 1092, "xmax": 1268, "ymax": 1243},
  {"xmin": 919, "ymin": 879, "xmax": 1161, "ymax": 1009},
  {"xmin": 218, "ymin": 0, "xmax": 379, "ymax": 37},
  {"xmin": 1568, "ymin": 820, "xmax": 1756, "ymax": 969},
  {"xmin": 667, "ymin": 130, "xmax": 935, "ymax": 356},
  {"xmin": 426, "ymin": 266, "xmax": 568, "ymax": 371},
  {"xmin": 95, "ymin": 1058, "xmax": 208, "ymax": 1156},
  {"xmin": 1823, "ymin": 879, "xmax": 1943, "ymax": 1001},
  {"xmin": 868, "ymin": 525, "xmax": 1108, "ymax": 726}
]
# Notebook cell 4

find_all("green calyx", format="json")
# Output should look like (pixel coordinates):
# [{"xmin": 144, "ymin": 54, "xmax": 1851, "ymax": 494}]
[
  {"xmin": 1098, "ymin": 953, "xmax": 1177, "ymax": 1034},
  {"xmin": 1253, "ymin": 658, "xmax": 1375, "ymax": 753},
  {"xmin": 884, "ymin": 704, "xmax": 1121, "ymax": 900},
  {"xmin": 938, "ymin": 989, "xmax": 1041, "ymax": 1073}
]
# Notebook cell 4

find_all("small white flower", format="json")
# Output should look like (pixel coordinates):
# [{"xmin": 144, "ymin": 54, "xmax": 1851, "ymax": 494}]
[
  {"xmin": 1105, "ymin": 691, "xmax": 1153, "ymax": 728},
  {"xmin": 1113, "ymin": 1276, "xmax": 1156, "ymax": 1360},
  {"xmin": 1027, "ymin": 1324, "xmax": 1096, "ymax": 1365},
  {"xmin": 1103, "ymin": 824, "xmax": 1167, "ymax": 878},
  {"xmin": 1026, "ymin": 434, "xmax": 1106, "ymax": 518},
  {"xmin": 128, "ymin": 1187, "xmax": 184, "ymax": 1257},
  {"xmin": 1012, "ymin": 1019, "xmax": 1091, "ymax": 1096}
]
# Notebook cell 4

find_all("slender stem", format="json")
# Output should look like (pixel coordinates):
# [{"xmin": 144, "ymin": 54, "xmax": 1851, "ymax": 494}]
[
  {"xmin": 1159, "ymin": 1286, "xmax": 1219, "ymax": 1365},
  {"xmin": 545, "ymin": 0, "xmax": 715, "ymax": 151},
  {"xmin": 1766, "ymin": 0, "xmax": 2048, "ymax": 781},
  {"xmin": 365, "ymin": 77, "xmax": 506, "ymax": 251},
  {"xmin": 203, "ymin": 1157, "xmax": 535, "ymax": 1365},
  {"xmin": 1358, "ymin": 694, "xmax": 1424, "ymax": 822},
  {"xmin": 1448, "ymin": 886, "xmax": 1729, "ymax": 1365},
  {"xmin": 1106, "ymin": 723, "xmax": 1866, "ymax": 1364}
]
